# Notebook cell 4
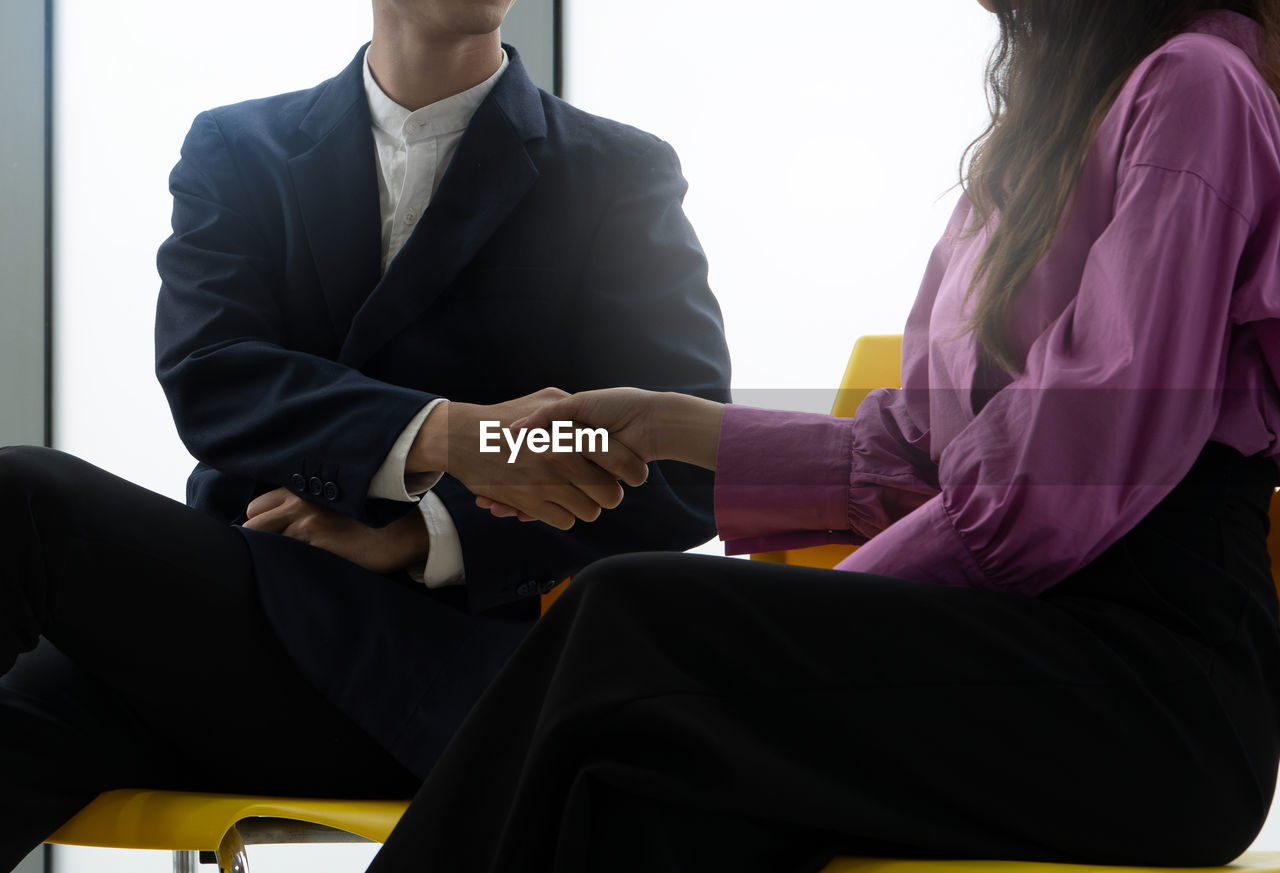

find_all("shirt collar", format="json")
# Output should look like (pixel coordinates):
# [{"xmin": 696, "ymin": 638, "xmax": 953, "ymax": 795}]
[
  {"xmin": 362, "ymin": 47, "xmax": 509, "ymax": 141},
  {"xmin": 1185, "ymin": 9, "xmax": 1264, "ymax": 61}
]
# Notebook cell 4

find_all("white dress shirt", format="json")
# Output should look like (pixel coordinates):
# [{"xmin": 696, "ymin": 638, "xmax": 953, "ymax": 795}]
[{"xmin": 363, "ymin": 48, "xmax": 510, "ymax": 587}]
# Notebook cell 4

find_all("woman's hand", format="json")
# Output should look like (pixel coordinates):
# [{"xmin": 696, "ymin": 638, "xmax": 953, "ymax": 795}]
[
  {"xmin": 478, "ymin": 388, "xmax": 726, "ymax": 521},
  {"xmin": 242, "ymin": 488, "xmax": 430, "ymax": 574},
  {"xmin": 515, "ymin": 388, "xmax": 725, "ymax": 469},
  {"xmin": 407, "ymin": 388, "xmax": 651, "ymax": 530},
  {"xmin": 512, "ymin": 388, "xmax": 665, "ymax": 462}
]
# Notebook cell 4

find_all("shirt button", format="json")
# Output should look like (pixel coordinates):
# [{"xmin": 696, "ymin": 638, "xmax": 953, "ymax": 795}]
[
  {"xmin": 403, "ymin": 210, "xmax": 417, "ymax": 225},
  {"xmin": 308, "ymin": 476, "xmax": 323, "ymax": 496}
]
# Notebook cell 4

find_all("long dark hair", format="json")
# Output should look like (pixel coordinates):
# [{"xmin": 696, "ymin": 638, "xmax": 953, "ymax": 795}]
[{"xmin": 962, "ymin": 0, "xmax": 1280, "ymax": 373}]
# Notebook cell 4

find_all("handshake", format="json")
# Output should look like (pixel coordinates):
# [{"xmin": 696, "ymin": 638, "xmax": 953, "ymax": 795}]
[
  {"xmin": 241, "ymin": 387, "xmax": 724, "ymax": 575},
  {"xmin": 411, "ymin": 387, "xmax": 670, "ymax": 531}
]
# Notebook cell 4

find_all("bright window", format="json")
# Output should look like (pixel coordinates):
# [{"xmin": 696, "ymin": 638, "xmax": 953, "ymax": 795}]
[{"xmin": 565, "ymin": 2, "xmax": 999, "ymax": 410}]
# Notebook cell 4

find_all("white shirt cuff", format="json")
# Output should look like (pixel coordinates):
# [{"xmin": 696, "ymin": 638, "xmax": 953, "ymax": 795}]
[
  {"xmin": 406, "ymin": 492, "xmax": 466, "ymax": 588},
  {"xmin": 369, "ymin": 398, "xmax": 446, "ymax": 501}
]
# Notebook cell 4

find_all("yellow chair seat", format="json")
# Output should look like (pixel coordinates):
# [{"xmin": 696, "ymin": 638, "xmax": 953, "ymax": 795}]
[{"xmin": 48, "ymin": 788, "xmax": 408, "ymax": 854}]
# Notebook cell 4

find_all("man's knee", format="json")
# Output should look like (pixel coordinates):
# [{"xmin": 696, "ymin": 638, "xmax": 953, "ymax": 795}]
[
  {"xmin": 0, "ymin": 447, "xmax": 88, "ymax": 554},
  {"xmin": 0, "ymin": 445, "xmax": 69, "ymax": 492},
  {"xmin": 0, "ymin": 445, "xmax": 47, "ymax": 468}
]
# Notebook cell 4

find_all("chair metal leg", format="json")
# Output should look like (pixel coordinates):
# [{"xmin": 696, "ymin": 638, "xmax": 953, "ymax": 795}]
[
  {"xmin": 172, "ymin": 850, "xmax": 200, "ymax": 873},
  {"xmin": 216, "ymin": 827, "xmax": 249, "ymax": 873}
]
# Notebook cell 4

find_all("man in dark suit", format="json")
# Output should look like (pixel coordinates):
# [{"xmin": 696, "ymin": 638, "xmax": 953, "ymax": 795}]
[{"xmin": 0, "ymin": 0, "xmax": 728, "ymax": 865}]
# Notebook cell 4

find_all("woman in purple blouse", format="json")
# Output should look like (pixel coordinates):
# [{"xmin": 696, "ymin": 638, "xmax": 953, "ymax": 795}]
[{"xmin": 369, "ymin": 1, "xmax": 1280, "ymax": 871}]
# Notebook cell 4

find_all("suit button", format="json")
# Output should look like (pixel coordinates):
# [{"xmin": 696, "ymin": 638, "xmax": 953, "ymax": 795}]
[
  {"xmin": 538, "ymin": 579, "xmax": 559, "ymax": 595},
  {"xmin": 516, "ymin": 581, "xmax": 536, "ymax": 597},
  {"xmin": 323, "ymin": 481, "xmax": 340, "ymax": 501},
  {"xmin": 308, "ymin": 476, "xmax": 323, "ymax": 496},
  {"xmin": 290, "ymin": 473, "xmax": 306, "ymax": 491}
]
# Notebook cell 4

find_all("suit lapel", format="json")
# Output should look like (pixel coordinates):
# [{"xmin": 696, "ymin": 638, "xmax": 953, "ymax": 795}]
[
  {"xmin": 338, "ymin": 47, "xmax": 548, "ymax": 369},
  {"xmin": 288, "ymin": 47, "xmax": 383, "ymax": 343}
]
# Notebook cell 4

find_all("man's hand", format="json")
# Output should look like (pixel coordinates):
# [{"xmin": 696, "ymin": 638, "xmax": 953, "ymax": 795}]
[
  {"xmin": 242, "ymin": 488, "xmax": 430, "ymax": 575},
  {"xmin": 407, "ymin": 388, "xmax": 650, "ymax": 531}
]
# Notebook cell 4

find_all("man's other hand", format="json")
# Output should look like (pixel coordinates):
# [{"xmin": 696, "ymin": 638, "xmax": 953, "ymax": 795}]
[{"xmin": 243, "ymin": 488, "xmax": 430, "ymax": 574}]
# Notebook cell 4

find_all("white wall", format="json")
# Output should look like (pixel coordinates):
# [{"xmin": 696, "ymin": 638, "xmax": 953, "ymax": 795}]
[{"xmin": 48, "ymin": 0, "xmax": 1280, "ymax": 869}]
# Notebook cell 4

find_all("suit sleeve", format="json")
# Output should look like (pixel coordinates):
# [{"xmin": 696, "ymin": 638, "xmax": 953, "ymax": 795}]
[
  {"xmin": 434, "ymin": 138, "xmax": 733, "ymax": 613},
  {"xmin": 155, "ymin": 111, "xmax": 435, "ymax": 520}
]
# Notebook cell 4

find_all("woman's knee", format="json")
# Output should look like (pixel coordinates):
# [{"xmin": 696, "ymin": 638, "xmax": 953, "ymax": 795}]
[
  {"xmin": 567, "ymin": 552, "xmax": 711, "ymax": 611},
  {"xmin": 552, "ymin": 553, "xmax": 748, "ymax": 649}
]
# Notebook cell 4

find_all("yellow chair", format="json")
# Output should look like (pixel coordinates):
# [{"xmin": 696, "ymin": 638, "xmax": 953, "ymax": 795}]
[
  {"xmin": 757, "ymin": 334, "xmax": 1280, "ymax": 873},
  {"xmin": 46, "ymin": 335, "xmax": 1280, "ymax": 873},
  {"xmin": 46, "ymin": 577, "xmax": 574, "ymax": 872},
  {"xmin": 46, "ymin": 790, "xmax": 407, "ymax": 872}
]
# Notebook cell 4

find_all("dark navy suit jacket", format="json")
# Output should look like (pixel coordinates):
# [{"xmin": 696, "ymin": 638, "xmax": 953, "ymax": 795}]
[{"xmin": 154, "ymin": 46, "xmax": 731, "ymax": 776}]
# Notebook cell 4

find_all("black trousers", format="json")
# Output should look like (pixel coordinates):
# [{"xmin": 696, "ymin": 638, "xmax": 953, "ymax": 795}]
[
  {"xmin": 0, "ymin": 446, "xmax": 420, "ymax": 870},
  {"xmin": 368, "ymin": 443, "xmax": 1280, "ymax": 873}
]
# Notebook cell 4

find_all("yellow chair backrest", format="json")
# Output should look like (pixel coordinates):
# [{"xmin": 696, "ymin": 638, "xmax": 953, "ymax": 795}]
[
  {"xmin": 753, "ymin": 334, "xmax": 1280, "ymax": 603},
  {"xmin": 830, "ymin": 334, "xmax": 904, "ymax": 419}
]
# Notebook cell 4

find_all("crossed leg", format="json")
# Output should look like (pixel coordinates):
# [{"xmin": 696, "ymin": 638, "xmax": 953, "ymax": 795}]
[{"xmin": 0, "ymin": 447, "xmax": 419, "ymax": 868}]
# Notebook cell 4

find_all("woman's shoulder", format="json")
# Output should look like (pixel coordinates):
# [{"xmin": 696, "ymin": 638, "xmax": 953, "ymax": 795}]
[
  {"xmin": 1104, "ymin": 13, "xmax": 1280, "ymax": 216},
  {"xmin": 1132, "ymin": 19, "xmax": 1271, "ymax": 104}
]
